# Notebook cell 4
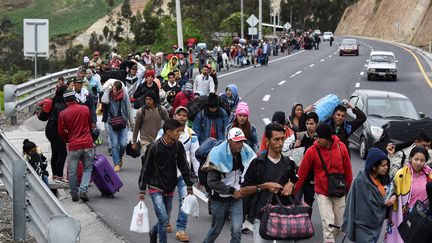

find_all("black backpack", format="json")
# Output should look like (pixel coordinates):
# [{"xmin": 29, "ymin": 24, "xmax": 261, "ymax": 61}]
[{"xmin": 187, "ymin": 95, "xmax": 208, "ymax": 121}]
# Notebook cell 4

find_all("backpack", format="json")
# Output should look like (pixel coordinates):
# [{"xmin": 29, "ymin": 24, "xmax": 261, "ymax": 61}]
[
  {"xmin": 186, "ymin": 95, "xmax": 208, "ymax": 120},
  {"xmin": 194, "ymin": 137, "xmax": 224, "ymax": 190},
  {"xmin": 140, "ymin": 105, "xmax": 164, "ymax": 129},
  {"xmin": 35, "ymin": 98, "xmax": 53, "ymax": 121}
]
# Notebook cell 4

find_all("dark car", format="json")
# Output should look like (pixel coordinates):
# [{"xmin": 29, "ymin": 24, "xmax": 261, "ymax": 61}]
[
  {"xmin": 347, "ymin": 89, "xmax": 424, "ymax": 159},
  {"xmin": 339, "ymin": 39, "xmax": 359, "ymax": 56}
]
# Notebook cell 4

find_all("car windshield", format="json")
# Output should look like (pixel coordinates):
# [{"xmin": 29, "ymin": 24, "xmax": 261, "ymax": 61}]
[
  {"xmin": 370, "ymin": 55, "xmax": 394, "ymax": 63},
  {"xmin": 324, "ymin": 32, "xmax": 332, "ymax": 35},
  {"xmin": 342, "ymin": 39, "xmax": 356, "ymax": 45},
  {"xmin": 367, "ymin": 98, "xmax": 418, "ymax": 119}
]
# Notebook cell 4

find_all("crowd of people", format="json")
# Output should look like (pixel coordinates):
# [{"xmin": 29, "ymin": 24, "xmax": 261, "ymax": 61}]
[{"xmin": 27, "ymin": 36, "xmax": 432, "ymax": 243}]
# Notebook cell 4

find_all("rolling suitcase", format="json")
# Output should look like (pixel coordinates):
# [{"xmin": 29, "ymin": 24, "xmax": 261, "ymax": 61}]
[{"xmin": 92, "ymin": 154, "xmax": 123, "ymax": 198}]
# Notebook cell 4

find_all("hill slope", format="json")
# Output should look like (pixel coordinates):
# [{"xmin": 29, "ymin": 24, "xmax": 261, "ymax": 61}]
[
  {"xmin": 335, "ymin": 0, "xmax": 432, "ymax": 47},
  {"xmin": 4, "ymin": 0, "xmax": 122, "ymax": 37}
]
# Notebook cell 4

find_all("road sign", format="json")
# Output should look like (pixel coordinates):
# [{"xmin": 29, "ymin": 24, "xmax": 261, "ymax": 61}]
[
  {"xmin": 248, "ymin": 27, "xmax": 257, "ymax": 35},
  {"xmin": 23, "ymin": 19, "xmax": 49, "ymax": 58},
  {"xmin": 247, "ymin": 14, "xmax": 259, "ymax": 27},
  {"xmin": 283, "ymin": 22, "xmax": 292, "ymax": 30}
]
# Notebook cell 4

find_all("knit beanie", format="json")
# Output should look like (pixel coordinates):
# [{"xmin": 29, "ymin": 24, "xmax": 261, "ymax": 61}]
[
  {"xmin": 316, "ymin": 123, "xmax": 333, "ymax": 141},
  {"xmin": 207, "ymin": 93, "xmax": 219, "ymax": 107},
  {"xmin": 272, "ymin": 111, "xmax": 286, "ymax": 125},
  {"xmin": 145, "ymin": 69, "xmax": 155, "ymax": 78},
  {"xmin": 23, "ymin": 139, "xmax": 36, "ymax": 154},
  {"xmin": 235, "ymin": 102, "xmax": 249, "ymax": 117}
]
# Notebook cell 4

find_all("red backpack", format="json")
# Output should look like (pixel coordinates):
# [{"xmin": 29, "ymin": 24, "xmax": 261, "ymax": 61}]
[{"xmin": 35, "ymin": 98, "xmax": 53, "ymax": 121}]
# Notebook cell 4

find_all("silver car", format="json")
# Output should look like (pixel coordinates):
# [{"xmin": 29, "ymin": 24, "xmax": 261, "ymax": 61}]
[{"xmin": 367, "ymin": 51, "xmax": 398, "ymax": 81}]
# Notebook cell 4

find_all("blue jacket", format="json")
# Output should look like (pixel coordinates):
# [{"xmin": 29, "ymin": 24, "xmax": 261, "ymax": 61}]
[{"xmin": 193, "ymin": 108, "xmax": 229, "ymax": 144}]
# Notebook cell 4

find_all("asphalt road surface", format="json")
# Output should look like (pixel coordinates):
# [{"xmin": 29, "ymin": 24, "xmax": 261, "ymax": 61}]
[{"xmin": 85, "ymin": 37, "xmax": 432, "ymax": 243}]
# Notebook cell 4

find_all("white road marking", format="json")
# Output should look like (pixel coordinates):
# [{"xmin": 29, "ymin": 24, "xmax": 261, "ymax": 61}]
[
  {"xmin": 290, "ymin": 74, "xmax": 296, "ymax": 78},
  {"xmin": 263, "ymin": 118, "xmax": 271, "ymax": 125},
  {"xmin": 355, "ymin": 82, "xmax": 360, "ymax": 88},
  {"xmin": 295, "ymin": 71, "xmax": 302, "ymax": 75},
  {"xmin": 364, "ymin": 64, "xmax": 367, "ymax": 67},
  {"xmin": 320, "ymin": 59, "xmax": 325, "ymax": 62},
  {"xmin": 309, "ymin": 64, "xmax": 315, "ymax": 67},
  {"xmin": 262, "ymin": 94, "xmax": 271, "ymax": 101},
  {"xmin": 360, "ymin": 71, "xmax": 364, "ymax": 75},
  {"xmin": 261, "ymin": 107, "xmax": 265, "ymax": 110},
  {"xmin": 218, "ymin": 50, "xmax": 306, "ymax": 78},
  {"xmin": 329, "ymin": 55, "xmax": 332, "ymax": 58},
  {"xmin": 278, "ymin": 80, "xmax": 286, "ymax": 85},
  {"xmin": 271, "ymin": 88, "xmax": 275, "ymax": 90}
]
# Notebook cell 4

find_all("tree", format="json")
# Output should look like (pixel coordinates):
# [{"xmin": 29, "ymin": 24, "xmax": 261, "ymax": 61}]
[
  {"xmin": 121, "ymin": 0, "xmax": 132, "ymax": 19},
  {"xmin": 64, "ymin": 44, "xmax": 84, "ymax": 68},
  {"xmin": 220, "ymin": 12, "xmax": 243, "ymax": 34},
  {"xmin": 103, "ymin": 25, "xmax": 110, "ymax": 43}
]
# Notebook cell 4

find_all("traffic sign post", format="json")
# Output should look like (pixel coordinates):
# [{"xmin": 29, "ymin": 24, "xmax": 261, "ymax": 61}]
[
  {"xmin": 23, "ymin": 19, "xmax": 49, "ymax": 79},
  {"xmin": 246, "ymin": 14, "xmax": 259, "ymax": 28},
  {"xmin": 284, "ymin": 22, "xmax": 292, "ymax": 31}
]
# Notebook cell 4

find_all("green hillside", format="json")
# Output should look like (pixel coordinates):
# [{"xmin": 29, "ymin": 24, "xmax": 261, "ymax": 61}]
[{"xmin": 5, "ymin": 0, "xmax": 123, "ymax": 38}]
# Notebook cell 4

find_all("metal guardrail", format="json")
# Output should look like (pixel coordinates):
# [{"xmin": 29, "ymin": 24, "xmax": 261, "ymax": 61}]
[
  {"xmin": 0, "ymin": 130, "xmax": 80, "ymax": 243},
  {"xmin": 3, "ymin": 68, "xmax": 78, "ymax": 125}
]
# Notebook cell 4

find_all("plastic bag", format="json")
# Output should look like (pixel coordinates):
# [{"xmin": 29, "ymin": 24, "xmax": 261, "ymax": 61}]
[
  {"xmin": 130, "ymin": 201, "xmax": 149, "ymax": 233},
  {"xmin": 181, "ymin": 194, "xmax": 199, "ymax": 218}
]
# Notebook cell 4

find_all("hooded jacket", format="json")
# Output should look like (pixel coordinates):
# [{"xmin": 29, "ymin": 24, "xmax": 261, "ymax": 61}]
[
  {"xmin": 220, "ymin": 84, "xmax": 240, "ymax": 114},
  {"xmin": 294, "ymin": 135, "xmax": 353, "ymax": 196},
  {"xmin": 342, "ymin": 148, "xmax": 389, "ymax": 243},
  {"xmin": 161, "ymin": 56, "xmax": 179, "ymax": 80}
]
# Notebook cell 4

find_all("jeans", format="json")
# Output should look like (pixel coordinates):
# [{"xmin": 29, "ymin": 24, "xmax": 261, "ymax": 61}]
[
  {"xmin": 253, "ymin": 219, "xmax": 295, "ymax": 243},
  {"xmin": 176, "ymin": 176, "xmax": 188, "ymax": 232},
  {"xmin": 203, "ymin": 199, "xmax": 243, "ymax": 243},
  {"xmin": 188, "ymin": 65, "xmax": 194, "ymax": 79},
  {"xmin": 67, "ymin": 148, "xmax": 94, "ymax": 196},
  {"xmin": 150, "ymin": 191, "xmax": 174, "ymax": 243},
  {"xmin": 104, "ymin": 122, "xmax": 111, "ymax": 147},
  {"xmin": 108, "ymin": 125, "xmax": 128, "ymax": 165}
]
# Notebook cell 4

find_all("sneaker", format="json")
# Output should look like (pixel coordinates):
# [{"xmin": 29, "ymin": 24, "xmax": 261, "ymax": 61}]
[
  {"xmin": 80, "ymin": 192, "xmax": 89, "ymax": 202},
  {"xmin": 71, "ymin": 195, "xmax": 79, "ymax": 202},
  {"xmin": 175, "ymin": 231, "xmax": 190, "ymax": 242},
  {"xmin": 241, "ymin": 226, "xmax": 250, "ymax": 234},
  {"xmin": 149, "ymin": 230, "xmax": 157, "ymax": 243},
  {"xmin": 114, "ymin": 165, "xmax": 121, "ymax": 172},
  {"xmin": 167, "ymin": 223, "xmax": 173, "ymax": 233}
]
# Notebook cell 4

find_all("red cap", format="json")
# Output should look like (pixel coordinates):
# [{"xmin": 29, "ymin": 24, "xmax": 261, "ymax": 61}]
[{"xmin": 145, "ymin": 70, "xmax": 155, "ymax": 78}]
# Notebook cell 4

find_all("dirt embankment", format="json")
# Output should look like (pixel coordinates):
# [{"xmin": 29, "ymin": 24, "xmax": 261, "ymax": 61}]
[{"xmin": 335, "ymin": 0, "xmax": 432, "ymax": 47}]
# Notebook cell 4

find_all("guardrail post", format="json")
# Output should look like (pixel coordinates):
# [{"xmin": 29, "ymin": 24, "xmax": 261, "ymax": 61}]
[
  {"xmin": 13, "ymin": 159, "xmax": 27, "ymax": 241},
  {"xmin": 4, "ymin": 84, "xmax": 18, "ymax": 126}
]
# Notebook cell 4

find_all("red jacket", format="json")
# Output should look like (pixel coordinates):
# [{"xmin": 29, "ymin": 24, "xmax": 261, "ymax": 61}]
[
  {"xmin": 172, "ymin": 91, "xmax": 192, "ymax": 113},
  {"xmin": 58, "ymin": 102, "xmax": 94, "ymax": 151},
  {"xmin": 294, "ymin": 135, "xmax": 353, "ymax": 197}
]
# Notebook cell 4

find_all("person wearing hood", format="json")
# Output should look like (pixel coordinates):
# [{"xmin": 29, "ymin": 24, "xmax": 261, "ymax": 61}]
[
  {"xmin": 193, "ymin": 93, "xmax": 229, "ymax": 144},
  {"xmin": 45, "ymin": 85, "xmax": 68, "ymax": 182},
  {"xmin": 133, "ymin": 70, "xmax": 160, "ymax": 108},
  {"xmin": 220, "ymin": 84, "xmax": 240, "ymax": 117},
  {"xmin": 385, "ymin": 146, "xmax": 432, "ymax": 243},
  {"xmin": 342, "ymin": 148, "xmax": 393, "ymax": 243},
  {"xmin": 294, "ymin": 123, "xmax": 353, "ymax": 243},
  {"xmin": 84, "ymin": 69, "xmax": 102, "ymax": 108},
  {"xmin": 161, "ymin": 55, "xmax": 179, "ymax": 81}
]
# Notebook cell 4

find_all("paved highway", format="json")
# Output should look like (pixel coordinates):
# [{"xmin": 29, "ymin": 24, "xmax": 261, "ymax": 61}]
[{"xmin": 85, "ymin": 37, "xmax": 432, "ymax": 243}]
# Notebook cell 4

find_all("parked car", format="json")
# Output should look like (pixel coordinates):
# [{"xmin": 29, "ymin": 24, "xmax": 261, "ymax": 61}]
[
  {"xmin": 347, "ymin": 89, "xmax": 423, "ymax": 159},
  {"xmin": 322, "ymin": 32, "xmax": 333, "ymax": 41},
  {"xmin": 339, "ymin": 39, "xmax": 359, "ymax": 56},
  {"xmin": 366, "ymin": 51, "xmax": 398, "ymax": 81},
  {"xmin": 314, "ymin": 29, "xmax": 322, "ymax": 35}
]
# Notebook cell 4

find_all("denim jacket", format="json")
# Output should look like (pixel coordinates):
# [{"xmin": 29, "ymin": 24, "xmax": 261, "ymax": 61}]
[{"xmin": 193, "ymin": 108, "xmax": 229, "ymax": 144}]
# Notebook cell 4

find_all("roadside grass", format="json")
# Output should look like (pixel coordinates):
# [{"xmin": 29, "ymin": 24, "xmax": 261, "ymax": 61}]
[
  {"xmin": 0, "ymin": 90, "xmax": 4, "ymax": 112},
  {"xmin": 6, "ymin": 0, "xmax": 122, "ymax": 37}
]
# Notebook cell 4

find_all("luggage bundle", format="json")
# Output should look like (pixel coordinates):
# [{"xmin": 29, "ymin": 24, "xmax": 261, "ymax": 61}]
[
  {"xmin": 313, "ymin": 94, "xmax": 341, "ymax": 122},
  {"xmin": 375, "ymin": 118, "xmax": 432, "ymax": 152}
]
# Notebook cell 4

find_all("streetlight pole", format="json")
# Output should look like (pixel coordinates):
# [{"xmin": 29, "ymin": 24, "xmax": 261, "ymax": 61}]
[
  {"xmin": 241, "ymin": 0, "xmax": 244, "ymax": 39},
  {"xmin": 259, "ymin": 0, "xmax": 262, "ymax": 40},
  {"xmin": 175, "ymin": 0, "xmax": 184, "ymax": 50}
]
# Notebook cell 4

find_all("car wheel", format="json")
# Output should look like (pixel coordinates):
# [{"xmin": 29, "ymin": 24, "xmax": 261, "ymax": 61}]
[
  {"xmin": 356, "ymin": 51, "xmax": 359, "ymax": 56},
  {"xmin": 359, "ymin": 136, "xmax": 368, "ymax": 160},
  {"xmin": 367, "ymin": 74, "xmax": 371, "ymax": 81},
  {"xmin": 339, "ymin": 52, "xmax": 343, "ymax": 56},
  {"xmin": 393, "ymin": 75, "xmax": 397, "ymax": 81}
]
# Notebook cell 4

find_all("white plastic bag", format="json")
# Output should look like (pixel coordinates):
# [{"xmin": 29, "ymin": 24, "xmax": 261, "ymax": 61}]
[
  {"xmin": 129, "ymin": 201, "xmax": 149, "ymax": 233},
  {"xmin": 181, "ymin": 194, "xmax": 200, "ymax": 218}
]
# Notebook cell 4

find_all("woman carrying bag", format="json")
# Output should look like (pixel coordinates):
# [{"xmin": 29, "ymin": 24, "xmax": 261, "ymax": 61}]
[
  {"xmin": 385, "ymin": 146, "xmax": 432, "ymax": 243},
  {"xmin": 103, "ymin": 80, "xmax": 134, "ymax": 172}
]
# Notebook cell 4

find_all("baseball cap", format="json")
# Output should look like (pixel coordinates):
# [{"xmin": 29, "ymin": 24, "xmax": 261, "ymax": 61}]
[
  {"xmin": 228, "ymin": 127, "xmax": 247, "ymax": 142},
  {"xmin": 174, "ymin": 106, "xmax": 188, "ymax": 114}
]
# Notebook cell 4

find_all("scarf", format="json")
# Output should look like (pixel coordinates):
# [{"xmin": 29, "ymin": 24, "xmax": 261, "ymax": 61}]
[
  {"xmin": 111, "ymin": 89, "xmax": 124, "ymax": 101},
  {"xmin": 207, "ymin": 141, "xmax": 256, "ymax": 173}
]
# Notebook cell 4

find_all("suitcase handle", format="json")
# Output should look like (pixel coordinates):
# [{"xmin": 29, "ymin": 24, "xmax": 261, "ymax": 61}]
[{"xmin": 104, "ymin": 169, "xmax": 114, "ymax": 185}]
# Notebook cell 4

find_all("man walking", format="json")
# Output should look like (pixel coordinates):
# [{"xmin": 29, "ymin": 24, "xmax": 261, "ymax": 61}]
[
  {"xmin": 58, "ymin": 90, "xmax": 94, "ymax": 202},
  {"xmin": 294, "ymin": 123, "xmax": 353, "ymax": 243},
  {"xmin": 193, "ymin": 66, "xmax": 215, "ymax": 96},
  {"xmin": 156, "ymin": 106, "xmax": 200, "ymax": 242},
  {"xmin": 202, "ymin": 127, "xmax": 256, "ymax": 243},
  {"xmin": 139, "ymin": 119, "xmax": 194, "ymax": 243}
]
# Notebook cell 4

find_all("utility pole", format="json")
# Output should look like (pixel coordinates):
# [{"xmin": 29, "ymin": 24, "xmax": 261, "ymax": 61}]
[
  {"xmin": 241, "ymin": 0, "xmax": 244, "ymax": 39},
  {"xmin": 175, "ymin": 0, "xmax": 184, "ymax": 50},
  {"xmin": 259, "ymin": 0, "xmax": 262, "ymax": 40}
]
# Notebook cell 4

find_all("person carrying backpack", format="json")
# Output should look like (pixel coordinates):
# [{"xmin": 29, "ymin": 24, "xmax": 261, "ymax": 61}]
[
  {"xmin": 138, "ymin": 119, "xmax": 194, "ymax": 243},
  {"xmin": 23, "ymin": 139, "xmax": 49, "ymax": 186},
  {"xmin": 202, "ymin": 127, "xmax": 256, "ymax": 243},
  {"xmin": 132, "ymin": 90, "xmax": 169, "ymax": 153}
]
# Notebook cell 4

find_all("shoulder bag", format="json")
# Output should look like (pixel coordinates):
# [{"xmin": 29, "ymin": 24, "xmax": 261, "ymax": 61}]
[{"xmin": 316, "ymin": 146, "xmax": 346, "ymax": 197}]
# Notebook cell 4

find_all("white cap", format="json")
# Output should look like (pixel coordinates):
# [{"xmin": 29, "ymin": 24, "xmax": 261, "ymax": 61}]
[{"xmin": 227, "ymin": 127, "xmax": 247, "ymax": 142}]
